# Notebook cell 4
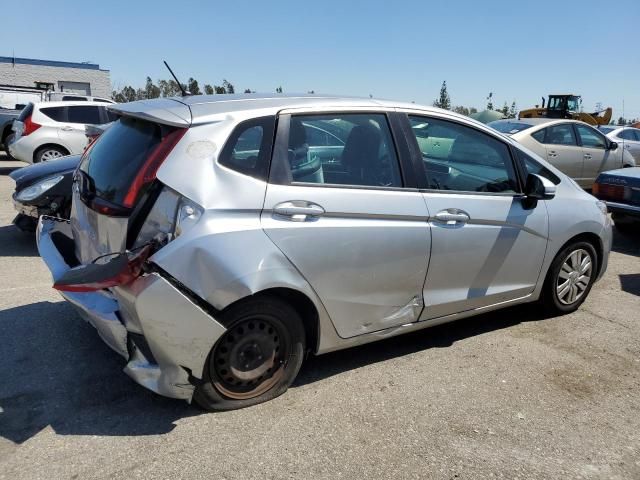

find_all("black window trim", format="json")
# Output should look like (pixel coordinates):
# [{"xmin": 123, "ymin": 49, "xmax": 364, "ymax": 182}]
[
  {"xmin": 269, "ymin": 110, "xmax": 418, "ymax": 191},
  {"xmin": 400, "ymin": 112, "xmax": 525, "ymax": 195},
  {"xmin": 573, "ymin": 123, "xmax": 607, "ymax": 149}
]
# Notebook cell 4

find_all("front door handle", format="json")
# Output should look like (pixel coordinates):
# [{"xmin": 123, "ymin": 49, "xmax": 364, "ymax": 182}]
[
  {"xmin": 61, "ymin": 126, "xmax": 74, "ymax": 132},
  {"xmin": 274, "ymin": 201, "xmax": 325, "ymax": 222},
  {"xmin": 433, "ymin": 209, "xmax": 470, "ymax": 224},
  {"xmin": 548, "ymin": 151, "xmax": 558, "ymax": 158},
  {"xmin": 584, "ymin": 153, "xmax": 592, "ymax": 159}
]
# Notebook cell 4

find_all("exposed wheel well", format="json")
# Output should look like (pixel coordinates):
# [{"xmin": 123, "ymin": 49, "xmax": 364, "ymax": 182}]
[
  {"xmin": 249, "ymin": 288, "xmax": 320, "ymax": 355},
  {"xmin": 552, "ymin": 232, "xmax": 603, "ymax": 278},
  {"xmin": 2, "ymin": 125, "xmax": 13, "ymax": 143},
  {"xmin": 34, "ymin": 144, "xmax": 69, "ymax": 162}
]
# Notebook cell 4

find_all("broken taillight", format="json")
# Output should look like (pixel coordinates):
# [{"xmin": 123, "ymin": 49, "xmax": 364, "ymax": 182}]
[
  {"xmin": 122, "ymin": 128, "xmax": 187, "ymax": 208},
  {"xmin": 53, "ymin": 246, "xmax": 150, "ymax": 292}
]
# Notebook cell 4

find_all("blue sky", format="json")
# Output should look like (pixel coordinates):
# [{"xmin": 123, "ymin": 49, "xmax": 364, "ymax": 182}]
[{"xmin": 3, "ymin": 0, "xmax": 639, "ymax": 118}]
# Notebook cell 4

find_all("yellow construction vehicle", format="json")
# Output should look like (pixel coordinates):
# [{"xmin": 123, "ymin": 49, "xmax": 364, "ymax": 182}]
[{"xmin": 519, "ymin": 94, "xmax": 612, "ymax": 126}]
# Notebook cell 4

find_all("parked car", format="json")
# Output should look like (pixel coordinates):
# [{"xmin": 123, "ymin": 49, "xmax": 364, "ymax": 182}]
[
  {"xmin": 9, "ymin": 123, "xmax": 112, "ymax": 231},
  {"xmin": 37, "ymin": 94, "xmax": 611, "ymax": 411},
  {"xmin": 598, "ymin": 125, "xmax": 640, "ymax": 163},
  {"xmin": 593, "ymin": 167, "xmax": 640, "ymax": 232},
  {"xmin": 10, "ymin": 155, "xmax": 80, "ymax": 231},
  {"xmin": 1, "ymin": 106, "xmax": 22, "ymax": 159},
  {"xmin": 489, "ymin": 119, "xmax": 636, "ymax": 187},
  {"xmin": 45, "ymin": 92, "xmax": 115, "ymax": 103},
  {"xmin": 9, "ymin": 101, "xmax": 117, "ymax": 163}
]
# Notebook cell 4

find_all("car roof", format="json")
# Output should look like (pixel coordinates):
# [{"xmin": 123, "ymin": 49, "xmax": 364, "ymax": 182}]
[{"xmin": 109, "ymin": 93, "xmax": 473, "ymax": 127}]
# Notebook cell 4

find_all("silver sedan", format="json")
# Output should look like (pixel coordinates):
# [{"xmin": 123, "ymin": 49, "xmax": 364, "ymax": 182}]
[
  {"xmin": 599, "ymin": 125, "xmax": 640, "ymax": 163},
  {"xmin": 37, "ymin": 94, "xmax": 612, "ymax": 410}
]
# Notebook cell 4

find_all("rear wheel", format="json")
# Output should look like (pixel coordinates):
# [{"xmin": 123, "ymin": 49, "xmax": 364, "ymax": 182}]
[
  {"xmin": 34, "ymin": 145, "xmax": 67, "ymax": 163},
  {"xmin": 194, "ymin": 297, "xmax": 306, "ymax": 411},
  {"xmin": 541, "ymin": 241, "xmax": 597, "ymax": 314}
]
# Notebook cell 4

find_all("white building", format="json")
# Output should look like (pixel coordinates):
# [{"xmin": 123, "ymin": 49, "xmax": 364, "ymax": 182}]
[{"xmin": 0, "ymin": 56, "xmax": 111, "ymax": 98}]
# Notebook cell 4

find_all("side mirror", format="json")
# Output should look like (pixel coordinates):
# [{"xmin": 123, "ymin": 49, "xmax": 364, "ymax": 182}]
[
  {"xmin": 608, "ymin": 141, "xmax": 618, "ymax": 150},
  {"xmin": 525, "ymin": 173, "xmax": 556, "ymax": 200}
]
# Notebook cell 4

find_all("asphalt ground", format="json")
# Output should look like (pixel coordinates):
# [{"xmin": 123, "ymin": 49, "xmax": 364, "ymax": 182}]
[{"xmin": 0, "ymin": 153, "xmax": 639, "ymax": 479}]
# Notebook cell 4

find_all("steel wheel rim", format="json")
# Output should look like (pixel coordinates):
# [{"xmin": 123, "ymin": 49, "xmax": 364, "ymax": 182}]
[
  {"xmin": 556, "ymin": 248, "xmax": 593, "ymax": 305},
  {"xmin": 211, "ymin": 315, "xmax": 289, "ymax": 400},
  {"xmin": 41, "ymin": 149, "xmax": 63, "ymax": 161}
]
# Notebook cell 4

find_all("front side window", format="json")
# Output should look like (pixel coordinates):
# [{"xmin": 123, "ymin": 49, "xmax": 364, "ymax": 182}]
[
  {"xmin": 218, "ymin": 116, "xmax": 275, "ymax": 180},
  {"xmin": 67, "ymin": 106, "xmax": 102, "ymax": 124},
  {"xmin": 544, "ymin": 124, "xmax": 577, "ymax": 146},
  {"xmin": 576, "ymin": 124, "xmax": 606, "ymax": 149},
  {"xmin": 409, "ymin": 115, "xmax": 518, "ymax": 194},
  {"xmin": 287, "ymin": 113, "xmax": 402, "ymax": 188}
]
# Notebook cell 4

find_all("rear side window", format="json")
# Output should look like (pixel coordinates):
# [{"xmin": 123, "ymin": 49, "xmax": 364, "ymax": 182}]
[
  {"xmin": 41, "ymin": 107, "xmax": 67, "ymax": 122},
  {"xmin": 544, "ymin": 124, "xmax": 577, "ymax": 146},
  {"xmin": 68, "ymin": 106, "xmax": 102, "ymax": 124},
  {"xmin": 219, "ymin": 116, "xmax": 275, "ymax": 181},
  {"xmin": 62, "ymin": 96, "xmax": 87, "ymax": 101},
  {"xmin": 80, "ymin": 117, "xmax": 164, "ymax": 206},
  {"xmin": 618, "ymin": 129, "xmax": 636, "ymax": 141}
]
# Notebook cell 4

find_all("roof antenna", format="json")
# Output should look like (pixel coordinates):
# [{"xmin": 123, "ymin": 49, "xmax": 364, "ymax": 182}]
[{"xmin": 163, "ymin": 60, "xmax": 190, "ymax": 97}]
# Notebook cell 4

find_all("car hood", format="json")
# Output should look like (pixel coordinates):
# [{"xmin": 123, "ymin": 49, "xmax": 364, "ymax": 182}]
[{"xmin": 10, "ymin": 155, "xmax": 80, "ymax": 190}]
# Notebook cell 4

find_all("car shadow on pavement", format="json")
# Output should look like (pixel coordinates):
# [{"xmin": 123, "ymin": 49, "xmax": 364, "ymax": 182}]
[
  {"xmin": 0, "ymin": 225, "xmax": 38, "ymax": 257},
  {"xmin": 295, "ymin": 303, "xmax": 552, "ymax": 388},
  {"xmin": 619, "ymin": 274, "xmax": 640, "ymax": 297},
  {"xmin": 0, "ymin": 301, "xmax": 199, "ymax": 445},
  {"xmin": 0, "ymin": 166, "xmax": 21, "ymax": 175}
]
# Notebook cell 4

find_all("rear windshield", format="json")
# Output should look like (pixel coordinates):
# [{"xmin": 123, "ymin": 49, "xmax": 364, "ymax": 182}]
[
  {"xmin": 488, "ymin": 121, "xmax": 534, "ymax": 134},
  {"xmin": 17, "ymin": 103, "xmax": 34, "ymax": 121},
  {"xmin": 80, "ymin": 117, "xmax": 164, "ymax": 206}
]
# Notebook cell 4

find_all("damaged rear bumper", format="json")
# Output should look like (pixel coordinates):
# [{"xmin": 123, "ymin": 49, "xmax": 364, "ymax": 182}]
[{"xmin": 36, "ymin": 216, "xmax": 226, "ymax": 402}]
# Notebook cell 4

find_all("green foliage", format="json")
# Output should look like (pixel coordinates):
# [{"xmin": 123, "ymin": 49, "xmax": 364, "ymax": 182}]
[
  {"xmin": 500, "ymin": 102, "xmax": 509, "ymax": 118},
  {"xmin": 187, "ymin": 78, "xmax": 201, "ymax": 95},
  {"xmin": 244, "ymin": 88, "xmax": 252, "ymax": 93},
  {"xmin": 204, "ymin": 84, "xmax": 214, "ymax": 95},
  {"xmin": 486, "ymin": 92, "xmax": 494, "ymax": 111},
  {"xmin": 223, "ymin": 80, "xmax": 235, "ymax": 94},
  {"xmin": 276, "ymin": 86, "xmax": 283, "ymax": 94},
  {"xmin": 453, "ymin": 105, "xmax": 470, "ymax": 116},
  {"xmin": 508, "ymin": 101, "xmax": 517, "ymax": 119},
  {"xmin": 433, "ymin": 81, "xmax": 451, "ymax": 110},
  {"xmin": 145, "ymin": 77, "xmax": 161, "ymax": 99}
]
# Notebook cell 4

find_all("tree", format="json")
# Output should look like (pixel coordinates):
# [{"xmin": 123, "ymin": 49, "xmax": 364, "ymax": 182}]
[
  {"xmin": 204, "ymin": 84, "xmax": 214, "ymax": 95},
  {"xmin": 214, "ymin": 85, "xmax": 226, "ymax": 94},
  {"xmin": 143, "ymin": 77, "xmax": 161, "ymax": 99},
  {"xmin": 186, "ymin": 78, "xmax": 201, "ymax": 95},
  {"xmin": 500, "ymin": 102, "xmax": 509, "ymax": 118},
  {"xmin": 453, "ymin": 105, "xmax": 470, "ymax": 116},
  {"xmin": 276, "ymin": 86, "xmax": 283, "ymax": 94},
  {"xmin": 433, "ymin": 81, "xmax": 451, "ymax": 110},
  {"xmin": 617, "ymin": 116, "xmax": 626, "ymax": 125},
  {"xmin": 222, "ymin": 79, "xmax": 235, "ymax": 94},
  {"xmin": 243, "ymin": 88, "xmax": 252, "ymax": 93},
  {"xmin": 158, "ymin": 79, "xmax": 181, "ymax": 97},
  {"xmin": 508, "ymin": 101, "xmax": 517, "ymax": 119},
  {"xmin": 486, "ymin": 92, "xmax": 494, "ymax": 110},
  {"xmin": 469, "ymin": 107, "xmax": 478, "ymax": 115}
]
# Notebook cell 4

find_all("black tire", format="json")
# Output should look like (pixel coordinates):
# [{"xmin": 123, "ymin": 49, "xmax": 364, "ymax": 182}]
[
  {"xmin": 194, "ymin": 296, "xmax": 306, "ymax": 411},
  {"xmin": 3, "ymin": 133, "xmax": 16, "ymax": 160},
  {"xmin": 541, "ymin": 241, "xmax": 598, "ymax": 315},
  {"xmin": 34, "ymin": 145, "xmax": 67, "ymax": 163}
]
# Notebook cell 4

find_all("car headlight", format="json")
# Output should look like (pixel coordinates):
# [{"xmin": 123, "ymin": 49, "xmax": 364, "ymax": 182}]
[
  {"xmin": 16, "ymin": 175, "xmax": 64, "ymax": 202},
  {"xmin": 595, "ymin": 200, "xmax": 608, "ymax": 215}
]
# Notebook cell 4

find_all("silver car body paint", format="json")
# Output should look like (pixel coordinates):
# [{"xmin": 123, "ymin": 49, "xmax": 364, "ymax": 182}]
[{"xmin": 36, "ymin": 94, "xmax": 612, "ymax": 402}]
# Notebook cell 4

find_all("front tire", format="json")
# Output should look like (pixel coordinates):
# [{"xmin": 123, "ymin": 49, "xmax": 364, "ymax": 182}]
[
  {"xmin": 541, "ymin": 241, "xmax": 597, "ymax": 315},
  {"xmin": 194, "ymin": 297, "xmax": 306, "ymax": 411}
]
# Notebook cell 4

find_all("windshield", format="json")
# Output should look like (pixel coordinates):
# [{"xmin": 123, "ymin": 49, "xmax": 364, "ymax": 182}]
[{"xmin": 487, "ymin": 121, "xmax": 534, "ymax": 134}]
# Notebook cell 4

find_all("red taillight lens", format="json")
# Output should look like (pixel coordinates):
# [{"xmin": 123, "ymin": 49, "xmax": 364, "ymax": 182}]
[
  {"xmin": 122, "ymin": 128, "xmax": 187, "ymax": 208},
  {"xmin": 593, "ymin": 183, "xmax": 624, "ymax": 201},
  {"xmin": 53, "ymin": 246, "xmax": 150, "ymax": 292},
  {"xmin": 23, "ymin": 115, "xmax": 41, "ymax": 136}
]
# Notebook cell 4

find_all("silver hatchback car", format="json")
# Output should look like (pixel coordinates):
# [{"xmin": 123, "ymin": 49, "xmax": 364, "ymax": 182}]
[{"xmin": 37, "ymin": 94, "xmax": 612, "ymax": 410}]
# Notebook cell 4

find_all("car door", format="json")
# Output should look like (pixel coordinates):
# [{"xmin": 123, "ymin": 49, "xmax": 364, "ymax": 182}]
[
  {"xmin": 261, "ymin": 110, "xmax": 431, "ymax": 339},
  {"xmin": 58, "ymin": 105, "xmax": 103, "ymax": 154},
  {"xmin": 532, "ymin": 123, "xmax": 584, "ymax": 183},
  {"xmin": 617, "ymin": 128, "xmax": 640, "ymax": 163},
  {"xmin": 404, "ymin": 113, "xmax": 549, "ymax": 320},
  {"xmin": 575, "ymin": 123, "xmax": 619, "ymax": 183}
]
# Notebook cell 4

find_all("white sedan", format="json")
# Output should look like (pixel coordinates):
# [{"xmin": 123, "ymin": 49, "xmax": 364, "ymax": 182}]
[{"xmin": 598, "ymin": 125, "xmax": 640, "ymax": 163}]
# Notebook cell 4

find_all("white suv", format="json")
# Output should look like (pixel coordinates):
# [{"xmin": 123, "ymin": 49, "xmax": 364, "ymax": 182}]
[{"xmin": 9, "ymin": 101, "xmax": 116, "ymax": 163}]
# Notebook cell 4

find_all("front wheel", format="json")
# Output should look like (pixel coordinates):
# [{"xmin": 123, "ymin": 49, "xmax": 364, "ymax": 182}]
[
  {"xmin": 541, "ymin": 241, "xmax": 597, "ymax": 315},
  {"xmin": 194, "ymin": 297, "xmax": 306, "ymax": 411}
]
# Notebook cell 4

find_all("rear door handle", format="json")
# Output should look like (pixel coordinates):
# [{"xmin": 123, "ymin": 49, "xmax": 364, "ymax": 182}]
[
  {"xmin": 584, "ymin": 153, "xmax": 592, "ymax": 159},
  {"xmin": 433, "ymin": 209, "xmax": 470, "ymax": 224},
  {"xmin": 548, "ymin": 151, "xmax": 558, "ymax": 158},
  {"xmin": 274, "ymin": 201, "xmax": 325, "ymax": 222}
]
